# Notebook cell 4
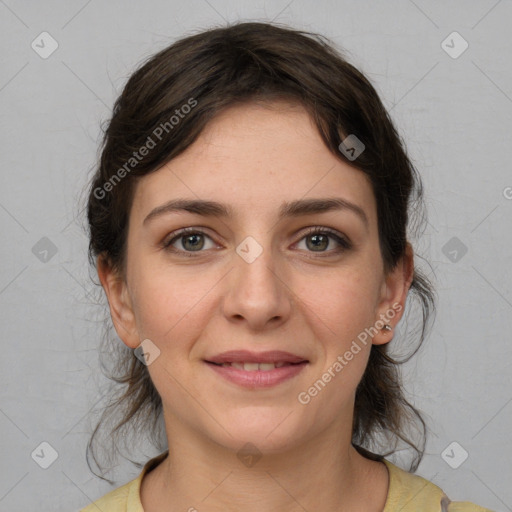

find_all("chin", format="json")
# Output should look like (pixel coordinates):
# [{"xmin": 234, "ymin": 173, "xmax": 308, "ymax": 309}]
[{"xmin": 208, "ymin": 417, "xmax": 305, "ymax": 455}]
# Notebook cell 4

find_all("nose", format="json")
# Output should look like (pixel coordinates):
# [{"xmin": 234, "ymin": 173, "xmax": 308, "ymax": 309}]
[{"xmin": 222, "ymin": 241, "xmax": 292, "ymax": 331}]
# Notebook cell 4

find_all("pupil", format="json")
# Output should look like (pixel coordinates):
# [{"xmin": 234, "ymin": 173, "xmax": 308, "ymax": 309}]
[
  {"xmin": 308, "ymin": 234, "xmax": 327, "ymax": 251},
  {"xmin": 184, "ymin": 234, "xmax": 203, "ymax": 251}
]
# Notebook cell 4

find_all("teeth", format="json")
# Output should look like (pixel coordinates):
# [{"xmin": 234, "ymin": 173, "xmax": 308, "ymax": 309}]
[{"xmin": 220, "ymin": 362, "xmax": 293, "ymax": 371}]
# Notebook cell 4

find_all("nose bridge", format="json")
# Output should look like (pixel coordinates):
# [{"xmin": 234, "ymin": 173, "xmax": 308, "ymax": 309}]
[
  {"xmin": 234, "ymin": 232, "xmax": 281, "ymax": 295},
  {"xmin": 222, "ymin": 230, "xmax": 291, "ymax": 327}
]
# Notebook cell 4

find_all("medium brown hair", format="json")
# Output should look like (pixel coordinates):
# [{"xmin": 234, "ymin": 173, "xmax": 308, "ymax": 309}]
[{"xmin": 85, "ymin": 21, "xmax": 435, "ymax": 482}]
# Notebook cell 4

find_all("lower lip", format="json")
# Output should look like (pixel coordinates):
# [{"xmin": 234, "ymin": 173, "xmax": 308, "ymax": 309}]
[{"xmin": 205, "ymin": 361, "xmax": 308, "ymax": 388}]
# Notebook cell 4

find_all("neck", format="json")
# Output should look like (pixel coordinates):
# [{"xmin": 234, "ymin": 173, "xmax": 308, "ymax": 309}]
[{"xmin": 141, "ymin": 414, "xmax": 389, "ymax": 512}]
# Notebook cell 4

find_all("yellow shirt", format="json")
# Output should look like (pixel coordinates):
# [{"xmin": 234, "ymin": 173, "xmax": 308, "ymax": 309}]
[{"xmin": 80, "ymin": 451, "xmax": 494, "ymax": 511}]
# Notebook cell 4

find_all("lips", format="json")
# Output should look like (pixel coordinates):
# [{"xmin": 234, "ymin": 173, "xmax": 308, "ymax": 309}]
[
  {"xmin": 205, "ymin": 350, "xmax": 308, "ymax": 366},
  {"xmin": 205, "ymin": 352, "xmax": 309, "ymax": 388}
]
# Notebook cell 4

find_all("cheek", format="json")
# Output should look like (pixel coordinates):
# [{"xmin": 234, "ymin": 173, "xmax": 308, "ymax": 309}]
[
  {"xmin": 294, "ymin": 266, "xmax": 381, "ymax": 397},
  {"xmin": 296, "ymin": 273, "xmax": 378, "ymax": 413},
  {"xmin": 129, "ymin": 261, "xmax": 215, "ymax": 345},
  {"xmin": 297, "ymin": 266, "xmax": 381, "ymax": 339}
]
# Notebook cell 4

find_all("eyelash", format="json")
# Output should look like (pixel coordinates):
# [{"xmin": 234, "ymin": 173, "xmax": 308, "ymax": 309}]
[{"xmin": 161, "ymin": 226, "xmax": 352, "ymax": 258}]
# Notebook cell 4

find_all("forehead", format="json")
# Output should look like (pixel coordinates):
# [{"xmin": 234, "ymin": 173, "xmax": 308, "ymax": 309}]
[{"xmin": 130, "ymin": 101, "xmax": 377, "ymax": 226}]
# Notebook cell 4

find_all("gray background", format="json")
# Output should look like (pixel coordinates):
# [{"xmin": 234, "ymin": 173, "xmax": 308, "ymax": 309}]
[{"xmin": 1, "ymin": 1, "xmax": 511, "ymax": 511}]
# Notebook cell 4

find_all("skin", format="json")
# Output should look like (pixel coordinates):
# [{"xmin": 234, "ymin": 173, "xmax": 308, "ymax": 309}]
[{"xmin": 98, "ymin": 100, "xmax": 414, "ymax": 512}]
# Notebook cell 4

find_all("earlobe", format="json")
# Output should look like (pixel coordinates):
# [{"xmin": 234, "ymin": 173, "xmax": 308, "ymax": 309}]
[
  {"xmin": 96, "ymin": 254, "xmax": 140, "ymax": 349},
  {"xmin": 372, "ymin": 242, "xmax": 414, "ymax": 346}
]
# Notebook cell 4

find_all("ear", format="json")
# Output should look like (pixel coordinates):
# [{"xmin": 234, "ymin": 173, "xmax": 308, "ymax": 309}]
[
  {"xmin": 372, "ymin": 242, "xmax": 414, "ymax": 346},
  {"xmin": 96, "ymin": 253, "xmax": 140, "ymax": 349}
]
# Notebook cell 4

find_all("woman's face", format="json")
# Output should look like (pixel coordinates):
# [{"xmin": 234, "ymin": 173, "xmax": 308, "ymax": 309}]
[{"xmin": 101, "ymin": 100, "xmax": 411, "ymax": 454}]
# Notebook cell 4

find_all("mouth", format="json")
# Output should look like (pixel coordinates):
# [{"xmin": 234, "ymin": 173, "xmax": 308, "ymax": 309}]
[
  {"xmin": 203, "ymin": 351, "xmax": 309, "ymax": 388},
  {"xmin": 204, "ymin": 349, "xmax": 308, "ymax": 366},
  {"xmin": 205, "ymin": 361, "xmax": 306, "ymax": 371}
]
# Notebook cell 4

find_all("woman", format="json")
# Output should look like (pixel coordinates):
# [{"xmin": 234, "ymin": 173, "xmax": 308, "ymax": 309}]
[{"xmin": 81, "ymin": 21, "xmax": 493, "ymax": 512}]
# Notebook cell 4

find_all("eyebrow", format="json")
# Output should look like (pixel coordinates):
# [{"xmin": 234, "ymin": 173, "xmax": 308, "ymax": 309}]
[{"xmin": 143, "ymin": 197, "xmax": 369, "ymax": 230}]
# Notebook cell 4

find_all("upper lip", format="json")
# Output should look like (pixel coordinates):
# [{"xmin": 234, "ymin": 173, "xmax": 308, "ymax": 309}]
[{"xmin": 205, "ymin": 350, "xmax": 308, "ymax": 364}]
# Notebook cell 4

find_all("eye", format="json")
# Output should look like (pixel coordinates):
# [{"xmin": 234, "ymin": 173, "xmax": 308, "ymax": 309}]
[
  {"xmin": 295, "ymin": 226, "xmax": 351, "ymax": 255},
  {"xmin": 162, "ymin": 226, "xmax": 352, "ymax": 258},
  {"xmin": 162, "ymin": 227, "xmax": 217, "ymax": 256}
]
